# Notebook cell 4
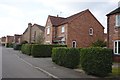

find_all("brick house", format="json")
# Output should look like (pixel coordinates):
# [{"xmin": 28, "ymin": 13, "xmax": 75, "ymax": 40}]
[
  {"xmin": 22, "ymin": 23, "xmax": 45, "ymax": 43},
  {"xmin": 1, "ymin": 36, "xmax": 6, "ymax": 46},
  {"xmin": 5, "ymin": 35, "xmax": 14, "ymax": 46},
  {"xmin": 44, "ymin": 9, "xmax": 104, "ymax": 48},
  {"xmin": 106, "ymin": 5, "xmax": 120, "ymax": 62},
  {"xmin": 13, "ymin": 34, "xmax": 22, "ymax": 44}
]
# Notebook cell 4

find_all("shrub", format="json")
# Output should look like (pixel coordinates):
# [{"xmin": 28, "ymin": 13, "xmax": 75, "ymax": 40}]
[
  {"xmin": 80, "ymin": 47, "xmax": 112, "ymax": 77},
  {"xmin": 52, "ymin": 48, "xmax": 80, "ymax": 69},
  {"xmin": 21, "ymin": 40, "xmax": 28, "ymax": 44},
  {"xmin": 91, "ymin": 40, "xmax": 106, "ymax": 47},
  {"xmin": 6, "ymin": 43, "xmax": 13, "ymax": 48},
  {"xmin": 31, "ymin": 44, "xmax": 67, "ymax": 57},
  {"xmin": 21, "ymin": 44, "xmax": 32, "ymax": 55},
  {"xmin": 13, "ymin": 44, "xmax": 22, "ymax": 50}
]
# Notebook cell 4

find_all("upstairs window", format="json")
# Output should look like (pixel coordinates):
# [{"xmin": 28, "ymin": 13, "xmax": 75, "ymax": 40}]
[
  {"xmin": 89, "ymin": 28, "xmax": 93, "ymax": 35},
  {"xmin": 61, "ymin": 26, "xmax": 65, "ymax": 33},
  {"xmin": 47, "ymin": 27, "xmax": 50, "ymax": 34},
  {"xmin": 116, "ymin": 15, "xmax": 120, "ymax": 27}
]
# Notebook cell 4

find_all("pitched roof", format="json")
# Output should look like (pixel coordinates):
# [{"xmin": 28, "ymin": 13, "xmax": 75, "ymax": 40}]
[
  {"xmin": 23, "ymin": 24, "xmax": 45, "ymax": 34},
  {"xmin": 48, "ymin": 9, "xmax": 89, "ymax": 26},
  {"xmin": 49, "ymin": 15, "xmax": 66, "ymax": 26},
  {"xmin": 106, "ymin": 7, "xmax": 120, "ymax": 16},
  {"xmin": 33, "ymin": 24, "xmax": 45, "ymax": 32}
]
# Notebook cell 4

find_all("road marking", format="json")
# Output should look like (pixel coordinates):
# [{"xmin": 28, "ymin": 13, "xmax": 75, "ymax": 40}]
[{"xmin": 14, "ymin": 54, "xmax": 61, "ymax": 80}]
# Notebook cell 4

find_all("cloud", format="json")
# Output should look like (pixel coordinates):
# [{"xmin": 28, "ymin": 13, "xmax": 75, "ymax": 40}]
[
  {"xmin": 0, "ymin": 4, "xmax": 24, "ymax": 18},
  {"xmin": 0, "ymin": 0, "xmax": 119, "ymax": 37}
]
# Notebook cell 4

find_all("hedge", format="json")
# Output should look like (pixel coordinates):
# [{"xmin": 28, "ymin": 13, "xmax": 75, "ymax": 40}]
[
  {"xmin": 6, "ymin": 43, "xmax": 13, "ymax": 48},
  {"xmin": 21, "ymin": 44, "xmax": 32, "ymax": 55},
  {"xmin": 80, "ymin": 47, "xmax": 113, "ymax": 77},
  {"xmin": 13, "ymin": 44, "xmax": 22, "ymax": 50},
  {"xmin": 52, "ymin": 47, "xmax": 80, "ymax": 69},
  {"xmin": 31, "ymin": 44, "xmax": 67, "ymax": 57}
]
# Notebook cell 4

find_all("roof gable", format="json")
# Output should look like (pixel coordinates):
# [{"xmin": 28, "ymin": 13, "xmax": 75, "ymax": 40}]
[
  {"xmin": 48, "ymin": 9, "xmax": 90, "ymax": 26},
  {"xmin": 33, "ymin": 24, "xmax": 45, "ymax": 32},
  {"xmin": 49, "ymin": 15, "xmax": 66, "ymax": 26},
  {"xmin": 106, "ymin": 7, "xmax": 120, "ymax": 16}
]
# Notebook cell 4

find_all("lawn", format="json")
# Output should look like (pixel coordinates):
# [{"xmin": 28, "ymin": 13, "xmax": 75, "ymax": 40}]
[{"xmin": 112, "ymin": 67, "xmax": 120, "ymax": 76}]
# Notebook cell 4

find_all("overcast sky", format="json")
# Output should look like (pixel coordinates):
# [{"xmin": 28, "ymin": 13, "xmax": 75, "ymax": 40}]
[{"xmin": 0, "ymin": 0, "xmax": 119, "ymax": 37}]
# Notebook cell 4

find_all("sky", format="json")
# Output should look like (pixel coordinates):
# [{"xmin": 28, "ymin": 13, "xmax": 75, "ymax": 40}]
[{"xmin": 0, "ymin": 0, "xmax": 119, "ymax": 37}]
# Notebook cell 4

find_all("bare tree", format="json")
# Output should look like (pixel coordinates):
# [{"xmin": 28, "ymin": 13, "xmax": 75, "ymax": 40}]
[{"xmin": 36, "ymin": 32, "xmax": 44, "ymax": 44}]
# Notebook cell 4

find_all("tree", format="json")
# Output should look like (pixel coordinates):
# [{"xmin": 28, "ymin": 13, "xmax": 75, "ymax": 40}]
[
  {"xmin": 36, "ymin": 32, "xmax": 44, "ymax": 44},
  {"xmin": 91, "ymin": 39, "xmax": 106, "ymax": 47}
]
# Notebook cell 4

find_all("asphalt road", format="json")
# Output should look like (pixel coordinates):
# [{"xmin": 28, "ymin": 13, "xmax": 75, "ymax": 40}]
[{"xmin": 2, "ymin": 46, "xmax": 51, "ymax": 78}]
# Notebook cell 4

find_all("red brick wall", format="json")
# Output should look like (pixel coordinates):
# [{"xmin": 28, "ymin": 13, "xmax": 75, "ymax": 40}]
[
  {"xmin": 107, "ymin": 13, "xmax": 120, "ymax": 49},
  {"xmin": 1, "ymin": 37, "xmax": 6, "ymax": 42},
  {"xmin": 113, "ymin": 55, "xmax": 120, "ymax": 62},
  {"xmin": 67, "ymin": 10, "xmax": 104, "ymax": 48},
  {"xmin": 44, "ymin": 17, "xmax": 53, "ymax": 44},
  {"xmin": 6, "ymin": 36, "xmax": 14, "ymax": 44},
  {"xmin": 57, "ymin": 24, "xmax": 68, "ymax": 43},
  {"xmin": 14, "ymin": 35, "xmax": 22, "ymax": 43}
]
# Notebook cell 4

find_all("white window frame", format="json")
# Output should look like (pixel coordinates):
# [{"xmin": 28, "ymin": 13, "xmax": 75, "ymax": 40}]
[
  {"xmin": 47, "ymin": 27, "xmax": 50, "ymax": 34},
  {"xmin": 89, "ymin": 28, "xmax": 93, "ymax": 35},
  {"xmin": 114, "ymin": 40, "xmax": 120, "ymax": 55},
  {"xmin": 116, "ymin": 15, "xmax": 120, "ymax": 27},
  {"xmin": 61, "ymin": 26, "xmax": 65, "ymax": 33},
  {"xmin": 72, "ymin": 41, "xmax": 76, "ymax": 48}
]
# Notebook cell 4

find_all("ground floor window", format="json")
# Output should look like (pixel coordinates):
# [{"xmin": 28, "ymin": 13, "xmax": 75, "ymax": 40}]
[
  {"xmin": 72, "ymin": 41, "xmax": 76, "ymax": 48},
  {"xmin": 114, "ymin": 40, "xmax": 120, "ymax": 54}
]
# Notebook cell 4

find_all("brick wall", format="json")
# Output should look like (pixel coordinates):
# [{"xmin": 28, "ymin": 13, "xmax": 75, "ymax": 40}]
[
  {"xmin": 107, "ymin": 13, "xmax": 120, "ymax": 49},
  {"xmin": 44, "ymin": 18, "xmax": 53, "ymax": 44},
  {"xmin": 31, "ymin": 24, "xmax": 44, "ymax": 43},
  {"xmin": 22, "ymin": 23, "xmax": 44, "ymax": 43},
  {"xmin": 67, "ymin": 10, "xmax": 104, "ymax": 48}
]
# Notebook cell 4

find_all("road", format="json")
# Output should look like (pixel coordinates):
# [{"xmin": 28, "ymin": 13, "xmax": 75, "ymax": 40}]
[{"xmin": 2, "ymin": 46, "xmax": 51, "ymax": 78}]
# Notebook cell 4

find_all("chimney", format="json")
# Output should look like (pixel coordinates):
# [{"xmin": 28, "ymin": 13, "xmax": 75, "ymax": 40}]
[
  {"xmin": 28, "ymin": 23, "xmax": 32, "ymax": 26},
  {"xmin": 118, "ymin": 1, "xmax": 120, "ymax": 7},
  {"xmin": 28, "ymin": 23, "xmax": 32, "ymax": 43},
  {"xmin": 57, "ymin": 15, "xmax": 59, "ymax": 17}
]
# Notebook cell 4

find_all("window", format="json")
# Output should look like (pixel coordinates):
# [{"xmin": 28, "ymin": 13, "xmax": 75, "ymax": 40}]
[
  {"xmin": 116, "ymin": 15, "xmax": 120, "ymax": 27},
  {"xmin": 47, "ymin": 27, "xmax": 50, "ymax": 34},
  {"xmin": 61, "ymin": 26, "xmax": 65, "ymax": 33},
  {"xmin": 89, "ymin": 28, "xmax": 93, "ymax": 35},
  {"xmin": 72, "ymin": 41, "xmax": 76, "ymax": 48},
  {"xmin": 114, "ymin": 40, "xmax": 120, "ymax": 54}
]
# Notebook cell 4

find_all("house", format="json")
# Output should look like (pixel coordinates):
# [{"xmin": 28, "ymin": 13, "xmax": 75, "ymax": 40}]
[
  {"xmin": 1, "ymin": 36, "xmax": 6, "ymax": 46},
  {"xmin": 106, "ymin": 3, "xmax": 120, "ymax": 62},
  {"xmin": 5, "ymin": 35, "xmax": 14, "ymax": 46},
  {"xmin": 44, "ymin": 9, "xmax": 104, "ymax": 48},
  {"xmin": 13, "ymin": 34, "xmax": 22, "ymax": 44},
  {"xmin": 22, "ymin": 23, "xmax": 45, "ymax": 44}
]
